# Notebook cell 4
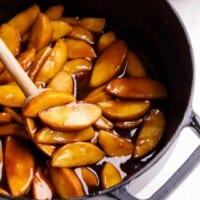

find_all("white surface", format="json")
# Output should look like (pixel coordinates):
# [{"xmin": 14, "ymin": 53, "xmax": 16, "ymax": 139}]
[{"xmin": 131, "ymin": 1, "xmax": 200, "ymax": 200}]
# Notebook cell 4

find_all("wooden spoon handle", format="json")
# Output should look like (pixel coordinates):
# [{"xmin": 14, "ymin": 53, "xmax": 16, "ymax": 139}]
[{"xmin": 0, "ymin": 38, "xmax": 38, "ymax": 97}]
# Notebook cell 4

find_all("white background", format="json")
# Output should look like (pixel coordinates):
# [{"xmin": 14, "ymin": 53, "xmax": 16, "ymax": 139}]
[{"xmin": 131, "ymin": 0, "xmax": 200, "ymax": 200}]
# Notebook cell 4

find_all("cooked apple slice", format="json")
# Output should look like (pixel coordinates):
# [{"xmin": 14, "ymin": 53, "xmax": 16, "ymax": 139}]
[
  {"xmin": 3, "ymin": 106, "xmax": 23, "ymax": 124},
  {"xmin": 28, "ymin": 13, "xmax": 52, "ymax": 50},
  {"xmin": 84, "ymin": 85, "xmax": 112, "ymax": 103},
  {"xmin": 47, "ymin": 70, "xmax": 73, "ymax": 93},
  {"xmin": 63, "ymin": 58, "xmax": 92, "ymax": 74},
  {"xmin": 62, "ymin": 17, "xmax": 105, "ymax": 33},
  {"xmin": 101, "ymin": 162, "xmax": 122, "ymax": 189},
  {"xmin": 94, "ymin": 116, "xmax": 113, "ymax": 130},
  {"xmin": 106, "ymin": 77, "xmax": 167, "ymax": 99},
  {"xmin": 90, "ymin": 40, "xmax": 127, "ymax": 87},
  {"xmin": 49, "ymin": 167, "xmax": 84, "ymax": 198},
  {"xmin": 39, "ymin": 102, "xmax": 101, "ymax": 131},
  {"xmin": 52, "ymin": 142, "xmax": 104, "ymax": 167},
  {"xmin": 81, "ymin": 167, "xmax": 99, "ymax": 187},
  {"xmin": 66, "ymin": 38, "xmax": 96, "ymax": 59},
  {"xmin": 37, "ymin": 143, "xmax": 56, "ymax": 157},
  {"xmin": 134, "ymin": 109, "xmax": 165, "ymax": 158},
  {"xmin": 23, "ymin": 90, "xmax": 75, "ymax": 117},
  {"xmin": 126, "ymin": 50, "xmax": 147, "ymax": 77},
  {"xmin": 34, "ymin": 39, "xmax": 68, "ymax": 83},
  {"xmin": 98, "ymin": 130, "xmax": 134, "ymax": 156},
  {"xmin": 36, "ymin": 126, "xmax": 95, "ymax": 144},
  {"xmin": 29, "ymin": 46, "xmax": 52, "ymax": 79},
  {"xmin": 0, "ymin": 84, "xmax": 25, "ymax": 107},
  {"xmin": 115, "ymin": 118, "xmax": 144, "ymax": 129},
  {"xmin": 51, "ymin": 20, "xmax": 72, "ymax": 40},
  {"xmin": 0, "ymin": 23, "xmax": 20, "ymax": 56},
  {"xmin": 32, "ymin": 166, "xmax": 54, "ymax": 200},
  {"xmin": 8, "ymin": 5, "xmax": 40, "ymax": 36},
  {"xmin": 98, "ymin": 100, "xmax": 151, "ymax": 121},
  {"xmin": 5, "ymin": 136, "xmax": 35, "ymax": 197},
  {"xmin": 97, "ymin": 31, "xmax": 116, "ymax": 53},
  {"xmin": 69, "ymin": 25, "xmax": 94, "ymax": 44},
  {"xmin": 45, "ymin": 5, "xmax": 64, "ymax": 20}
]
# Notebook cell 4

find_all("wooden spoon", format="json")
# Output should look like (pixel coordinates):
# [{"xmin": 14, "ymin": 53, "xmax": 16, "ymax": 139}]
[{"xmin": 0, "ymin": 38, "xmax": 38, "ymax": 97}]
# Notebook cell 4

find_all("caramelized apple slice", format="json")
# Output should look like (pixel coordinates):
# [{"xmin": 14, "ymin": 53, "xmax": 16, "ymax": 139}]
[
  {"xmin": 0, "ymin": 84, "xmax": 25, "ymax": 107},
  {"xmin": 8, "ymin": 5, "xmax": 40, "ymax": 35},
  {"xmin": 52, "ymin": 142, "xmax": 104, "ymax": 167},
  {"xmin": 106, "ymin": 77, "xmax": 167, "ymax": 99},
  {"xmin": 98, "ymin": 130, "xmax": 134, "ymax": 156},
  {"xmin": 45, "ymin": 5, "xmax": 64, "ymax": 20},
  {"xmin": 0, "ymin": 24, "xmax": 20, "ymax": 56},
  {"xmin": 84, "ymin": 85, "xmax": 112, "ymax": 103},
  {"xmin": 47, "ymin": 70, "xmax": 73, "ymax": 93},
  {"xmin": 81, "ymin": 167, "xmax": 99, "ymax": 187},
  {"xmin": 5, "ymin": 136, "xmax": 35, "ymax": 197},
  {"xmin": 115, "ymin": 118, "xmax": 144, "ymax": 129},
  {"xmin": 126, "ymin": 50, "xmax": 147, "ymax": 77},
  {"xmin": 49, "ymin": 167, "xmax": 84, "ymax": 198},
  {"xmin": 28, "ymin": 13, "xmax": 52, "ymax": 50},
  {"xmin": 69, "ymin": 26, "xmax": 94, "ymax": 44},
  {"xmin": 134, "ymin": 109, "xmax": 165, "ymax": 158},
  {"xmin": 24, "ymin": 117, "xmax": 37, "ymax": 140},
  {"xmin": 51, "ymin": 20, "xmax": 72, "ymax": 40},
  {"xmin": 36, "ymin": 126, "xmax": 95, "ymax": 144},
  {"xmin": 94, "ymin": 116, "xmax": 114, "ymax": 130},
  {"xmin": 90, "ymin": 40, "xmax": 127, "ymax": 87},
  {"xmin": 101, "ymin": 162, "xmax": 122, "ymax": 189},
  {"xmin": 37, "ymin": 143, "xmax": 56, "ymax": 157},
  {"xmin": 3, "ymin": 107, "xmax": 23, "ymax": 124},
  {"xmin": 98, "ymin": 100, "xmax": 150, "ymax": 121},
  {"xmin": 97, "ymin": 31, "xmax": 116, "ymax": 53},
  {"xmin": 39, "ymin": 102, "xmax": 101, "ymax": 131},
  {"xmin": 66, "ymin": 38, "xmax": 96, "ymax": 59},
  {"xmin": 0, "ymin": 112, "xmax": 12, "ymax": 124},
  {"xmin": 62, "ymin": 17, "xmax": 105, "ymax": 33},
  {"xmin": 63, "ymin": 58, "xmax": 92, "ymax": 74},
  {"xmin": 34, "ymin": 38, "xmax": 68, "ymax": 83},
  {"xmin": 23, "ymin": 90, "xmax": 75, "ymax": 117},
  {"xmin": 29, "ymin": 46, "xmax": 52, "ymax": 79},
  {"xmin": 32, "ymin": 167, "xmax": 54, "ymax": 200}
]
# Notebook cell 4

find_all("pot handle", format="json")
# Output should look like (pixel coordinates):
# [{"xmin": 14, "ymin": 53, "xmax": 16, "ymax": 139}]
[{"xmin": 108, "ymin": 110, "xmax": 200, "ymax": 200}]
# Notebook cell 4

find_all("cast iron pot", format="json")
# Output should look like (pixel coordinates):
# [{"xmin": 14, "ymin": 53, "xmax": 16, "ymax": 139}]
[{"xmin": 0, "ymin": 0, "xmax": 200, "ymax": 199}]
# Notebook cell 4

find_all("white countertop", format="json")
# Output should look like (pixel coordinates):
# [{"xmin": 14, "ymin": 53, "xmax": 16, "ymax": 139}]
[{"xmin": 131, "ymin": 1, "xmax": 200, "ymax": 199}]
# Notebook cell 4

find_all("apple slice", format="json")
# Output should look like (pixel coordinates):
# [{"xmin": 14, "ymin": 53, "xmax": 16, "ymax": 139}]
[
  {"xmin": 69, "ymin": 25, "xmax": 94, "ymax": 44},
  {"xmin": 81, "ymin": 167, "xmax": 99, "ymax": 187},
  {"xmin": 47, "ymin": 70, "xmax": 73, "ymax": 94},
  {"xmin": 0, "ymin": 112, "xmax": 12, "ymax": 124},
  {"xmin": 51, "ymin": 142, "xmax": 104, "ymax": 167},
  {"xmin": 28, "ymin": 13, "xmax": 52, "ymax": 50},
  {"xmin": 64, "ymin": 58, "xmax": 92, "ymax": 74},
  {"xmin": 0, "ymin": 24, "xmax": 20, "ymax": 56},
  {"xmin": 5, "ymin": 136, "xmax": 34, "ymax": 197},
  {"xmin": 98, "ymin": 130, "xmax": 134, "ymax": 156},
  {"xmin": 66, "ymin": 38, "xmax": 96, "ymax": 59},
  {"xmin": 101, "ymin": 162, "xmax": 122, "ymax": 189},
  {"xmin": 97, "ymin": 31, "xmax": 116, "ymax": 53},
  {"xmin": 115, "ymin": 118, "xmax": 144, "ymax": 129},
  {"xmin": 8, "ymin": 5, "xmax": 40, "ymax": 36},
  {"xmin": 45, "ymin": 5, "xmax": 64, "ymax": 20},
  {"xmin": 39, "ymin": 102, "xmax": 101, "ymax": 131},
  {"xmin": 36, "ymin": 126, "xmax": 95, "ymax": 144},
  {"xmin": 134, "ymin": 109, "xmax": 166, "ymax": 158},
  {"xmin": 94, "ymin": 116, "xmax": 114, "ymax": 130},
  {"xmin": 32, "ymin": 167, "xmax": 54, "ymax": 200},
  {"xmin": 49, "ymin": 167, "xmax": 84, "ymax": 198},
  {"xmin": 98, "ymin": 100, "xmax": 151, "ymax": 121},
  {"xmin": 106, "ymin": 77, "xmax": 167, "ymax": 99},
  {"xmin": 51, "ymin": 20, "xmax": 72, "ymax": 41},
  {"xmin": 90, "ymin": 40, "xmax": 127, "ymax": 87},
  {"xmin": 23, "ymin": 90, "xmax": 75, "ymax": 117},
  {"xmin": 0, "ymin": 84, "xmax": 25, "ymax": 107},
  {"xmin": 126, "ymin": 50, "xmax": 147, "ymax": 77},
  {"xmin": 34, "ymin": 38, "xmax": 68, "ymax": 83}
]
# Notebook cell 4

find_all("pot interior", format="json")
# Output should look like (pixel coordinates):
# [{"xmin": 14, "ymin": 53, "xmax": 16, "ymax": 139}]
[{"xmin": 0, "ymin": 0, "xmax": 194, "ymax": 197}]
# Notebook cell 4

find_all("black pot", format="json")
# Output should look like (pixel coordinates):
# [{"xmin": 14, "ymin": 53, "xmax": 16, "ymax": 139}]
[{"xmin": 0, "ymin": 0, "xmax": 200, "ymax": 199}]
